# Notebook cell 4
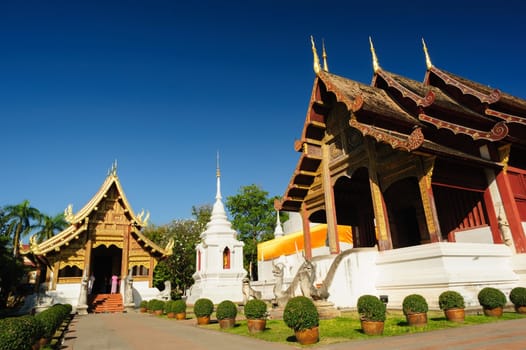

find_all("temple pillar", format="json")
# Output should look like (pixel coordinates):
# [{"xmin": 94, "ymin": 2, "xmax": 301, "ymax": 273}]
[
  {"xmin": 365, "ymin": 139, "xmax": 392, "ymax": 250},
  {"xmin": 121, "ymin": 225, "xmax": 130, "ymax": 278},
  {"xmin": 321, "ymin": 143, "xmax": 340, "ymax": 254},
  {"xmin": 417, "ymin": 157, "xmax": 441, "ymax": 243},
  {"xmin": 301, "ymin": 203, "xmax": 313, "ymax": 260},
  {"xmin": 148, "ymin": 257, "xmax": 154, "ymax": 288},
  {"xmin": 491, "ymin": 145, "xmax": 525, "ymax": 252}
]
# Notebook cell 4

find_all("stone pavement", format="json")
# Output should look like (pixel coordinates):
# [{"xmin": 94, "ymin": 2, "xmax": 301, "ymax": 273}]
[{"xmin": 61, "ymin": 311, "xmax": 526, "ymax": 350}]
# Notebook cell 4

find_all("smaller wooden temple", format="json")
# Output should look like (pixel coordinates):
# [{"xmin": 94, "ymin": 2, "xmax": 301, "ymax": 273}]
[{"xmin": 23, "ymin": 163, "xmax": 172, "ymax": 310}]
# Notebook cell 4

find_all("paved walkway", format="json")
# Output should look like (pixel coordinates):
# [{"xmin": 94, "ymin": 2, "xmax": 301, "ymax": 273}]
[{"xmin": 61, "ymin": 312, "xmax": 526, "ymax": 350}]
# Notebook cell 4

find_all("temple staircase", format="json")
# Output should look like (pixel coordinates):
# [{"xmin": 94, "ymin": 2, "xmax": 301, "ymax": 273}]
[{"xmin": 89, "ymin": 293, "xmax": 124, "ymax": 313}]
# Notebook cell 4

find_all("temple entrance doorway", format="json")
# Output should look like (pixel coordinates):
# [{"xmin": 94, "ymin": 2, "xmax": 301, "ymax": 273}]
[{"xmin": 91, "ymin": 245, "xmax": 122, "ymax": 294}]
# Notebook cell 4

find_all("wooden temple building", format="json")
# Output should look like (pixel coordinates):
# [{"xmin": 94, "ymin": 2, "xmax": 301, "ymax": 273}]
[
  {"xmin": 259, "ymin": 38, "xmax": 526, "ymax": 308},
  {"xmin": 23, "ymin": 164, "xmax": 172, "ymax": 312}
]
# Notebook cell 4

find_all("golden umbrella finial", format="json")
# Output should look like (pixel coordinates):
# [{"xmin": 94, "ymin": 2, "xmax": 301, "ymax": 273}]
[
  {"xmin": 422, "ymin": 38, "xmax": 433, "ymax": 69},
  {"xmin": 310, "ymin": 35, "xmax": 321, "ymax": 74},
  {"xmin": 369, "ymin": 36, "xmax": 380, "ymax": 73},
  {"xmin": 322, "ymin": 39, "xmax": 329, "ymax": 72}
]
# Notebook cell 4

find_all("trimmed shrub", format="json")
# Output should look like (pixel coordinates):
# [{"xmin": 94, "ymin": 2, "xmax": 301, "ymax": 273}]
[
  {"xmin": 164, "ymin": 300, "xmax": 177, "ymax": 313},
  {"xmin": 149, "ymin": 299, "xmax": 165, "ymax": 312},
  {"xmin": 140, "ymin": 300, "xmax": 148, "ymax": 309},
  {"xmin": 478, "ymin": 287, "xmax": 506, "ymax": 309},
  {"xmin": 438, "ymin": 291, "xmax": 465, "ymax": 310},
  {"xmin": 402, "ymin": 294, "xmax": 429, "ymax": 315},
  {"xmin": 244, "ymin": 299, "xmax": 268, "ymax": 320},
  {"xmin": 173, "ymin": 299, "xmax": 187, "ymax": 314},
  {"xmin": 194, "ymin": 298, "xmax": 214, "ymax": 317},
  {"xmin": 357, "ymin": 295, "xmax": 386, "ymax": 322},
  {"xmin": 510, "ymin": 287, "xmax": 526, "ymax": 307},
  {"xmin": 283, "ymin": 296, "xmax": 319, "ymax": 332},
  {"xmin": 216, "ymin": 300, "xmax": 238, "ymax": 320}
]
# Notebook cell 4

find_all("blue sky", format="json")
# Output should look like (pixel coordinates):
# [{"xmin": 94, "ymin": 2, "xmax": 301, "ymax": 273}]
[{"xmin": 1, "ymin": 1, "xmax": 525, "ymax": 226}]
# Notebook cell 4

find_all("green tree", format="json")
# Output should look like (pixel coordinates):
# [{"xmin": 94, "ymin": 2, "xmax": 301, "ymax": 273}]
[
  {"xmin": 0, "ymin": 210, "xmax": 25, "ymax": 308},
  {"xmin": 4, "ymin": 200, "xmax": 42, "ymax": 257},
  {"xmin": 145, "ymin": 205, "xmax": 211, "ymax": 298},
  {"xmin": 225, "ymin": 184, "xmax": 286, "ymax": 280},
  {"xmin": 34, "ymin": 213, "xmax": 68, "ymax": 243}
]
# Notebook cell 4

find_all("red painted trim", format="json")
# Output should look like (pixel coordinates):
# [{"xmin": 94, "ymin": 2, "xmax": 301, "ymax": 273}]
[
  {"xmin": 483, "ymin": 188, "xmax": 503, "ymax": 244},
  {"xmin": 495, "ymin": 170, "xmax": 526, "ymax": 253}
]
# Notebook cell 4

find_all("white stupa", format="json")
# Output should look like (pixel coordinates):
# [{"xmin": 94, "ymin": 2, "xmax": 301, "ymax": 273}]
[{"xmin": 186, "ymin": 157, "xmax": 247, "ymax": 304}]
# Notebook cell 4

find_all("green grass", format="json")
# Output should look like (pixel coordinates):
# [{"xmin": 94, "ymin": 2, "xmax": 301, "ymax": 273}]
[{"xmin": 197, "ymin": 310, "xmax": 526, "ymax": 346}]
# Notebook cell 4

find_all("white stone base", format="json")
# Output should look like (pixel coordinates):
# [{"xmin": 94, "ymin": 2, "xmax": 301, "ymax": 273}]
[
  {"xmin": 376, "ymin": 242, "xmax": 518, "ymax": 309},
  {"xmin": 186, "ymin": 272, "xmax": 246, "ymax": 304}
]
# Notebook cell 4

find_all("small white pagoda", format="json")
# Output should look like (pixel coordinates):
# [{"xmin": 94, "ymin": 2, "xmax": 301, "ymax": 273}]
[{"xmin": 186, "ymin": 158, "xmax": 247, "ymax": 304}]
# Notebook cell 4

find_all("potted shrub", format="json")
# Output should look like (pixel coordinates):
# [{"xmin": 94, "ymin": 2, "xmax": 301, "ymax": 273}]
[
  {"xmin": 244, "ymin": 299, "xmax": 268, "ymax": 333},
  {"xmin": 402, "ymin": 294, "xmax": 428, "ymax": 327},
  {"xmin": 357, "ymin": 294, "xmax": 386, "ymax": 335},
  {"xmin": 283, "ymin": 296, "xmax": 319, "ymax": 345},
  {"xmin": 164, "ymin": 300, "xmax": 178, "ymax": 318},
  {"xmin": 139, "ymin": 300, "xmax": 148, "ymax": 313},
  {"xmin": 438, "ymin": 290, "xmax": 465, "ymax": 322},
  {"xmin": 173, "ymin": 299, "xmax": 187, "ymax": 320},
  {"xmin": 509, "ymin": 287, "xmax": 526, "ymax": 314},
  {"xmin": 149, "ymin": 299, "xmax": 165, "ymax": 316},
  {"xmin": 216, "ymin": 300, "xmax": 238, "ymax": 329},
  {"xmin": 478, "ymin": 287, "xmax": 506, "ymax": 317},
  {"xmin": 194, "ymin": 298, "xmax": 214, "ymax": 325}
]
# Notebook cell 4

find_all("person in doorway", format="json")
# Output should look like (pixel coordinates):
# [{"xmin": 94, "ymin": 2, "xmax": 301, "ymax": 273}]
[
  {"xmin": 111, "ymin": 275, "xmax": 118, "ymax": 294},
  {"xmin": 88, "ymin": 274, "xmax": 95, "ymax": 294}
]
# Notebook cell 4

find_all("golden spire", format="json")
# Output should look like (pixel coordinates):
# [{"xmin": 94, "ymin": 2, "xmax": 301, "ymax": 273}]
[
  {"xmin": 322, "ymin": 39, "xmax": 329, "ymax": 72},
  {"xmin": 422, "ymin": 38, "xmax": 433, "ymax": 69},
  {"xmin": 310, "ymin": 35, "xmax": 321, "ymax": 74},
  {"xmin": 369, "ymin": 36, "xmax": 380, "ymax": 72},
  {"xmin": 216, "ymin": 151, "xmax": 220, "ymax": 178}
]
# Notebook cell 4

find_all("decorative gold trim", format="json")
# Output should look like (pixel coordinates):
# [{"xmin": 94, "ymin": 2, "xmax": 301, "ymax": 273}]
[
  {"xmin": 350, "ymin": 118, "xmax": 424, "ymax": 151},
  {"xmin": 377, "ymin": 70, "xmax": 435, "ymax": 107},
  {"xmin": 422, "ymin": 38, "xmax": 433, "ymax": 69},
  {"xmin": 322, "ymin": 39, "xmax": 329, "ymax": 72},
  {"xmin": 498, "ymin": 144, "xmax": 511, "ymax": 173},
  {"xmin": 485, "ymin": 108, "xmax": 526, "ymax": 125},
  {"xmin": 418, "ymin": 114, "xmax": 508, "ymax": 141},
  {"xmin": 310, "ymin": 36, "xmax": 321, "ymax": 74},
  {"xmin": 369, "ymin": 37, "xmax": 380, "ymax": 73}
]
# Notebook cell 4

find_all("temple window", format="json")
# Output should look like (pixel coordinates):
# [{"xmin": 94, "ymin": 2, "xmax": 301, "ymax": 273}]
[
  {"xmin": 132, "ymin": 265, "xmax": 149, "ymax": 276},
  {"xmin": 223, "ymin": 247, "xmax": 231, "ymax": 269},
  {"xmin": 58, "ymin": 265, "xmax": 83, "ymax": 278}
]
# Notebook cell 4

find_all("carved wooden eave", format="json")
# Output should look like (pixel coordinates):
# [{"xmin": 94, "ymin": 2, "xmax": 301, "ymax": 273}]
[
  {"xmin": 130, "ymin": 226, "xmax": 173, "ymax": 257},
  {"xmin": 22, "ymin": 221, "xmax": 89, "ymax": 256},
  {"xmin": 374, "ymin": 69, "xmax": 435, "ymax": 108},
  {"xmin": 64, "ymin": 173, "xmax": 148, "ymax": 228},
  {"xmin": 349, "ymin": 118, "xmax": 424, "ymax": 151},
  {"xmin": 418, "ymin": 114, "xmax": 508, "ymax": 141},
  {"xmin": 425, "ymin": 66, "xmax": 501, "ymax": 105}
]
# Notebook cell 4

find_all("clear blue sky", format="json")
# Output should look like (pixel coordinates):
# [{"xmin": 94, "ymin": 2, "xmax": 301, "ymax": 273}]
[{"xmin": 2, "ymin": 1, "xmax": 525, "ymax": 226}]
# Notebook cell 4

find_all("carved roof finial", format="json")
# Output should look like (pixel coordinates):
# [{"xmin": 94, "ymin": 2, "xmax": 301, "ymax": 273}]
[
  {"xmin": 422, "ymin": 38, "xmax": 433, "ymax": 69},
  {"xmin": 369, "ymin": 36, "xmax": 380, "ymax": 73},
  {"xmin": 322, "ymin": 39, "xmax": 329, "ymax": 72},
  {"xmin": 310, "ymin": 35, "xmax": 321, "ymax": 75},
  {"xmin": 108, "ymin": 160, "xmax": 118, "ymax": 177}
]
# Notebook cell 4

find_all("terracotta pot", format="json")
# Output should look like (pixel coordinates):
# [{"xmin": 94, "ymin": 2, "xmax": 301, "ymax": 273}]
[
  {"xmin": 444, "ymin": 308, "xmax": 465, "ymax": 322},
  {"xmin": 139, "ymin": 307, "xmax": 147, "ymax": 313},
  {"xmin": 361, "ymin": 320, "xmax": 384, "ymax": 335},
  {"xmin": 175, "ymin": 312, "xmax": 187, "ymax": 320},
  {"xmin": 247, "ymin": 319, "xmax": 266, "ymax": 333},
  {"xmin": 515, "ymin": 305, "xmax": 526, "ymax": 314},
  {"xmin": 406, "ymin": 312, "xmax": 427, "ymax": 327},
  {"xmin": 166, "ymin": 312, "xmax": 175, "ymax": 319},
  {"xmin": 39, "ymin": 338, "xmax": 49, "ymax": 347},
  {"xmin": 154, "ymin": 310, "xmax": 163, "ymax": 316},
  {"xmin": 218, "ymin": 318, "xmax": 236, "ymax": 329},
  {"xmin": 196, "ymin": 315, "xmax": 210, "ymax": 325},
  {"xmin": 483, "ymin": 306, "xmax": 503, "ymax": 317},
  {"xmin": 294, "ymin": 326, "xmax": 319, "ymax": 345}
]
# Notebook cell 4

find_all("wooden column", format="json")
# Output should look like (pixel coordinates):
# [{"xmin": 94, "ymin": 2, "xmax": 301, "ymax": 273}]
[
  {"xmin": 121, "ymin": 225, "xmax": 131, "ymax": 278},
  {"xmin": 84, "ymin": 235, "xmax": 93, "ymax": 277},
  {"xmin": 52, "ymin": 261, "xmax": 60, "ymax": 290},
  {"xmin": 417, "ymin": 158, "xmax": 442, "ymax": 243},
  {"xmin": 301, "ymin": 203, "xmax": 312, "ymax": 260},
  {"xmin": 365, "ymin": 139, "xmax": 392, "ymax": 251},
  {"xmin": 495, "ymin": 170, "xmax": 526, "ymax": 253},
  {"xmin": 148, "ymin": 256, "xmax": 155, "ymax": 288},
  {"xmin": 321, "ymin": 144, "xmax": 340, "ymax": 254}
]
